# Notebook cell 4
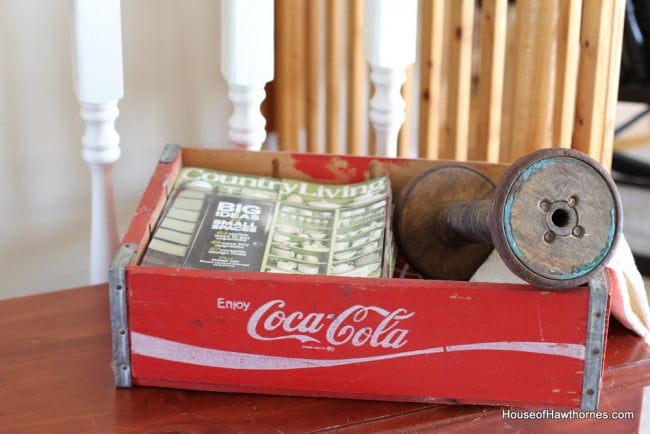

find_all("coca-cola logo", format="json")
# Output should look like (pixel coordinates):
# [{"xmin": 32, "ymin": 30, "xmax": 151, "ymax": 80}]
[{"xmin": 246, "ymin": 299, "xmax": 414, "ymax": 349}]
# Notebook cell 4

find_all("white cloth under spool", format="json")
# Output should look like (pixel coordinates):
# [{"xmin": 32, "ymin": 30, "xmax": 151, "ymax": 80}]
[{"xmin": 471, "ymin": 234, "xmax": 650, "ymax": 345}]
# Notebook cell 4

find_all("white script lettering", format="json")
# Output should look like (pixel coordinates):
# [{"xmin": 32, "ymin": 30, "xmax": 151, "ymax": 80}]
[
  {"xmin": 246, "ymin": 299, "xmax": 414, "ymax": 349},
  {"xmin": 217, "ymin": 297, "xmax": 251, "ymax": 312}
]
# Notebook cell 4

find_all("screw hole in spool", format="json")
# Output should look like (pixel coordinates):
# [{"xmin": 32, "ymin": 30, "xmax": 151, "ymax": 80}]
[
  {"xmin": 551, "ymin": 208, "xmax": 570, "ymax": 228},
  {"xmin": 545, "ymin": 201, "xmax": 577, "ymax": 237}
]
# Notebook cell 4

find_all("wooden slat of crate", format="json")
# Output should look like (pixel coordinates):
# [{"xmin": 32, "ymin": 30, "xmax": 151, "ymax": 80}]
[{"xmin": 125, "ymin": 266, "xmax": 599, "ymax": 409}]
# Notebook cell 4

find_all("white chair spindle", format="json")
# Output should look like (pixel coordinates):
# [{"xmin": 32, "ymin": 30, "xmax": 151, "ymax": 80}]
[
  {"xmin": 221, "ymin": 0, "xmax": 274, "ymax": 151},
  {"xmin": 363, "ymin": 0, "xmax": 417, "ymax": 157},
  {"xmin": 72, "ymin": 0, "xmax": 124, "ymax": 284}
]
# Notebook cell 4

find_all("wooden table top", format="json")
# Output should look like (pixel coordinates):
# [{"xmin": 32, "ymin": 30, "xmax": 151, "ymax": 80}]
[{"xmin": 1, "ymin": 284, "xmax": 649, "ymax": 433}]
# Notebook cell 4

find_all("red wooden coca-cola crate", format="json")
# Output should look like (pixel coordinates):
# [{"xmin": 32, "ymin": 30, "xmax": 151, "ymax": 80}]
[{"xmin": 109, "ymin": 144, "xmax": 612, "ymax": 411}]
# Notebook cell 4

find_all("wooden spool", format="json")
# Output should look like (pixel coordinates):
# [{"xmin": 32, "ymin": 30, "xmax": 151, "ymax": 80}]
[{"xmin": 394, "ymin": 148, "xmax": 622, "ymax": 289}]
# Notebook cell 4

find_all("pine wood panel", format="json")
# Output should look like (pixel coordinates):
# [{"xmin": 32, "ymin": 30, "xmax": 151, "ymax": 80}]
[
  {"xmin": 573, "ymin": 0, "xmax": 615, "ymax": 161},
  {"xmin": 274, "ymin": 0, "xmax": 305, "ymax": 151},
  {"xmin": 442, "ymin": 0, "xmax": 474, "ymax": 160},
  {"xmin": 417, "ymin": 0, "xmax": 445, "ymax": 159},
  {"xmin": 474, "ymin": 0, "xmax": 507, "ymax": 163},
  {"xmin": 553, "ymin": 0, "xmax": 582, "ymax": 150},
  {"xmin": 326, "ymin": 0, "xmax": 343, "ymax": 154},
  {"xmin": 347, "ymin": 0, "xmax": 366, "ymax": 155},
  {"xmin": 305, "ymin": 0, "xmax": 322, "ymax": 153},
  {"xmin": 269, "ymin": 0, "xmax": 625, "ymax": 169}
]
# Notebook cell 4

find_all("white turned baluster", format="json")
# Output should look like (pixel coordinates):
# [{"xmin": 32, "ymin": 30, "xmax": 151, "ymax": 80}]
[
  {"xmin": 72, "ymin": 0, "xmax": 124, "ymax": 284},
  {"xmin": 363, "ymin": 0, "xmax": 417, "ymax": 157},
  {"xmin": 81, "ymin": 102, "xmax": 120, "ymax": 284},
  {"xmin": 221, "ymin": 0, "xmax": 274, "ymax": 151},
  {"xmin": 368, "ymin": 67, "xmax": 407, "ymax": 157},
  {"xmin": 227, "ymin": 84, "xmax": 268, "ymax": 150}
]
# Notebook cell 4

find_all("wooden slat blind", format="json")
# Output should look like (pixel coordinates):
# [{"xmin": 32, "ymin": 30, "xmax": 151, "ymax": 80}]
[
  {"xmin": 443, "ymin": 0, "xmax": 474, "ymax": 161},
  {"xmin": 474, "ymin": 0, "xmax": 507, "ymax": 163},
  {"xmin": 506, "ymin": 0, "xmax": 556, "ymax": 161},
  {"xmin": 599, "ymin": 0, "xmax": 626, "ymax": 170},
  {"xmin": 305, "ymin": 0, "xmax": 321, "ymax": 153},
  {"xmin": 269, "ymin": 0, "xmax": 626, "ymax": 169},
  {"xmin": 347, "ymin": 0, "xmax": 366, "ymax": 155},
  {"xmin": 417, "ymin": 0, "xmax": 445, "ymax": 159},
  {"xmin": 274, "ymin": 0, "xmax": 304, "ymax": 152},
  {"xmin": 572, "ymin": 0, "xmax": 626, "ymax": 169},
  {"xmin": 326, "ymin": 0, "xmax": 343, "ymax": 154},
  {"xmin": 552, "ymin": 0, "xmax": 582, "ymax": 151}
]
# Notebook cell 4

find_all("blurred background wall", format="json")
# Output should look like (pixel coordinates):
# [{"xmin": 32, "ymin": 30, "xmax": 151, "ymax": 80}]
[{"xmin": 0, "ymin": 0, "xmax": 231, "ymax": 299}]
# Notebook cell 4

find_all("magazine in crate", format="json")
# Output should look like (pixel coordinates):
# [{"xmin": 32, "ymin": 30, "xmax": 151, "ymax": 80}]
[{"xmin": 141, "ymin": 166, "xmax": 395, "ymax": 277}]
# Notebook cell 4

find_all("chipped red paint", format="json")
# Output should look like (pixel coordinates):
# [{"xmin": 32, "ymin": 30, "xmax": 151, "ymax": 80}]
[{"xmin": 290, "ymin": 152, "xmax": 409, "ymax": 183}]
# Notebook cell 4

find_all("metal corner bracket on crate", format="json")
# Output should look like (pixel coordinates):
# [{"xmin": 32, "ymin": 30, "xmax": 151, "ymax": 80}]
[
  {"xmin": 581, "ymin": 271, "xmax": 609, "ymax": 411},
  {"xmin": 108, "ymin": 242, "xmax": 137, "ymax": 387},
  {"xmin": 160, "ymin": 143, "xmax": 181, "ymax": 163}
]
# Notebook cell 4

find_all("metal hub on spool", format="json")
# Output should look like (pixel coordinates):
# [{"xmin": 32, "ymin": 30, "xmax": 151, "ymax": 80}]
[{"xmin": 490, "ymin": 149, "xmax": 621, "ymax": 288}]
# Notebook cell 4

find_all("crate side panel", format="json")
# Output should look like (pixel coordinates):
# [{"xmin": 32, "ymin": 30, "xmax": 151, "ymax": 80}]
[
  {"xmin": 121, "ymin": 149, "xmax": 183, "ymax": 262},
  {"xmin": 180, "ymin": 148, "xmax": 508, "ymax": 192},
  {"xmin": 126, "ymin": 267, "xmax": 591, "ymax": 408}
]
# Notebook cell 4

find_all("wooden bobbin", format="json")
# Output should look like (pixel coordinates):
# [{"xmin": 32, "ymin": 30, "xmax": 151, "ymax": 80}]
[{"xmin": 394, "ymin": 149, "xmax": 622, "ymax": 289}]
